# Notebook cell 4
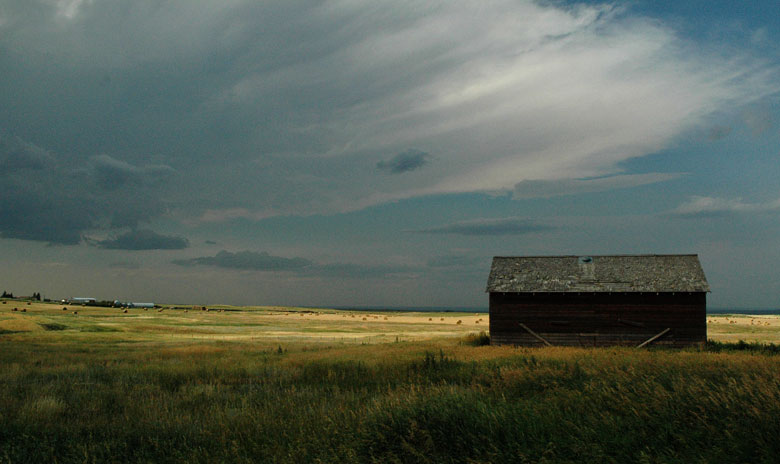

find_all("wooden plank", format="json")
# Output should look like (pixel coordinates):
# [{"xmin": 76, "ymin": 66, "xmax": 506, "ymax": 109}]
[
  {"xmin": 518, "ymin": 323, "xmax": 552, "ymax": 346},
  {"xmin": 636, "ymin": 328, "xmax": 671, "ymax": 348}
]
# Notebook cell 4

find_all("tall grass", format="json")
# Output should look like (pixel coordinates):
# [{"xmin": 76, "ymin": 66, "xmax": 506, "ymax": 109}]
[{"xmin": 1, "ymin": 339, "xmax": 779, "ymax": 463}]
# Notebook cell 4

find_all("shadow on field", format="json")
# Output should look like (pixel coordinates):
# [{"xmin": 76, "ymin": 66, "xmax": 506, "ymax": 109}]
[{"xmin": 704, "ymin": 340, "xmax": 780, "ymax": 354}]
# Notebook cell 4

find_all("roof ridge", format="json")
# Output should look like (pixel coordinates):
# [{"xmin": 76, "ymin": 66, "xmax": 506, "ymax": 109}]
[{"xmin": 493, "ymin": 254, "xmax": 700, "ymax": 258}]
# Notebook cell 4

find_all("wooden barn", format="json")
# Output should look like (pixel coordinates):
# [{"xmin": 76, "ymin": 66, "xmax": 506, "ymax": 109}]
[{"xmin": 486, "ymin": 255, "xmax": 710, "ymax": 347}]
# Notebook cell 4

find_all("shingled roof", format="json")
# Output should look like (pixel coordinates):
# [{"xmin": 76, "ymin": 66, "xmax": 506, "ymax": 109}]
[{"xmin": 486, "ymin": 255, "xmax": 710, "ymax": 293}]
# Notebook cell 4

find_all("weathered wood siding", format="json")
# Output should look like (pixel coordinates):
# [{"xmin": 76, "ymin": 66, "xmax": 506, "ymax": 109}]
[{"xmin": 489, "ymin": 292, "xmax": 706, "ymax": 347}]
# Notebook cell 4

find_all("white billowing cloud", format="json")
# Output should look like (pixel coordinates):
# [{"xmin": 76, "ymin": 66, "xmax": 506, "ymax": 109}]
[
  {"xmin": 671, "ymin": 196, "xmax": 780, "ymax": 218},
  {"xmin": 513, "ymin": 173, "xmax": 684, "ymax": 199},
  {"xmin": 216, "ymin": 1, "xmax": 778, "ymax": 214}
]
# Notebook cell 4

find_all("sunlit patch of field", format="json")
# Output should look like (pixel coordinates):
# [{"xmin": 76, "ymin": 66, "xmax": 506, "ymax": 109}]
[
  {"xmin": 707, "ymin": 314, "xmax": 780, "ymax": 343},
  {"xmin": 0, "ymin": 301, "xmax": 491, "ymax": 346}
]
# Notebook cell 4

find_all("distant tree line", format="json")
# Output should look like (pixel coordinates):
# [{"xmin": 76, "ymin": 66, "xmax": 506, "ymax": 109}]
[{"xmin": 1, "ymin": 291, "xmax": 43, "ymax": 301}]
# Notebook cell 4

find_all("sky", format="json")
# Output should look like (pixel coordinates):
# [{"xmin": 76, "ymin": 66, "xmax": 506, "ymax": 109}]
[{"xmin": 1, "ymin": 0, "xmax": 779, "ymax": 309}]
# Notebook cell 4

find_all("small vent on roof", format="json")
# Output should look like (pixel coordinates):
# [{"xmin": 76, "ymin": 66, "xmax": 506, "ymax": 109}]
[{"xmin": 579, "ymin": 256, "xmax": 593, "ymax": 263}]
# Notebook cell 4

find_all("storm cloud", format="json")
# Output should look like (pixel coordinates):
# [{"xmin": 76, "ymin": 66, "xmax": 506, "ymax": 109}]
[{"xmin": 0, "ymin": 136, "xmax": 175, "ymax": 244}]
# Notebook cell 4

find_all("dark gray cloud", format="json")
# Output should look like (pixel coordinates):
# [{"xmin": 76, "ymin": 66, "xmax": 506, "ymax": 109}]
[
  {"xmin": 173, "ymin": 250, "xmax": 413, "ymax": 279},
  {"xmin": 94, "ymin": 229, "xmax": 189, "ymax": 250},
  {"xmin": 427, "ymin": 255, "xmax": 481, "ymax": 268},
  {"xmin": 91, "ymin": 155, "xmax": 176, "ymax": 191},
  {"xmin": 410, "ymin": 217, "xmax": 555, "ymax": 236},
  {"xmin": 376, "ymin": 149, "xmax": 431, "ymax": 174},
  {"xmin": 0, "ymin": 135, "xmax": 55, "ymax": 172},
  {"xmin": 174, "ymin": 250, "xmax": 312, "ymax": 271},
  {"xmin": 0, "ymin": 135, "xmax": 175, "ymax": 244},
  {"xmin": 513, "ymin": 173, "xmax": 683, "ymax": 199}
]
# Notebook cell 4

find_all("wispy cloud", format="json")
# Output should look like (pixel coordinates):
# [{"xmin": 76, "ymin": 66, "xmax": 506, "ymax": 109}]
[
  {"xmin": 409, "ymin": 217, "xmax": 554, "ymax": 236},
  {"xmin": 670, "ymin": 196, "xmax": 780, "ymax": 218},
  {"xmin": 376, "ymin": 149, "xmax": 432, "ymax": 174},
  {"xmin": 513, "ymin": 173, "xmax": 684, "ymax": 199},
  {"xmin": 94, "ymin": 229, "xmax": 189, "ymax": 250}
]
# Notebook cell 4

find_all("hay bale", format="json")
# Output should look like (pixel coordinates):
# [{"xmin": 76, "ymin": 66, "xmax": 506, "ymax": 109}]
[
  {"xmin": 72, "ymin": 311, "xmax": 78, "ymax": 315},
  {"xmin": 123, "ymin": 309, "xmax": 128, "ymax": 313},
  {"xmin": 12, "ymin": 307, "xmax": 18, "ymax": 312},
  {"xmin": 21, "ymin": 308, "xmax": 26, "ymax": 312}
]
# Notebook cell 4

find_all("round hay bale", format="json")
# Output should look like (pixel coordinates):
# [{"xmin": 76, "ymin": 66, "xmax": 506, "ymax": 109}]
[
  {"xmin": 12, "ymin": 307, "xmax": 18, "ymax": 311},
  {"xmin": 21, "ymin": 308, "xmax": 27, "ymax": 312},
  {"xmin": 62, "ymin": 307, "xmax": 67, "ymax": 311},
  {"xmin": 72, "ymin": 311, "xmax": 78, "ymax": 315},
  {"xmin": 123, "ymin": 309, "xmax": 128, "ymax": 313}
]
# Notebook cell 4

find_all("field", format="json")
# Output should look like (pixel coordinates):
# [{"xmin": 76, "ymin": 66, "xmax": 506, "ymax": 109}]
[{"xmin": 1, "ymin": 301, "xmax": 780, "ymax": 463}]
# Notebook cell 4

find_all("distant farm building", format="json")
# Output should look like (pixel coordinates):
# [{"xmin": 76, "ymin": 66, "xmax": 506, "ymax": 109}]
[
  {"xmin": 68, "ymin": 297, "xmax": 96, "ymax": 304},
  {"xmin": 486, "ymin": 255, "xmax": 710, "ymax": 347},
  {"xmin": 127, "ymin": 302, "xmax": 155, "ymax": 309},
  {"xmin": 113, "ymin": 301, "xmax": 155, "ymax": 308}
]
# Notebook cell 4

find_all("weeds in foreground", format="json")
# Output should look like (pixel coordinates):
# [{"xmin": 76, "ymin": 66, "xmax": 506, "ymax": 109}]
[{"xmin": 0, "ymin": 339, "xmax": 779, "ymax": 463}]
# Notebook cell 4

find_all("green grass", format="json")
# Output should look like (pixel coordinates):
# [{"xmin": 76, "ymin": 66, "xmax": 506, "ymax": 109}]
[{"xmin": 1, "ymin": 302, "xmax": 779, "ymax": 463}]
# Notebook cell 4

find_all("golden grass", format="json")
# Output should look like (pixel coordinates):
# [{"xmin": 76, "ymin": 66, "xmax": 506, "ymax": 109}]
[{"xmin": 3, "ymin": 300, "xmax": 780, "ymax": 345}]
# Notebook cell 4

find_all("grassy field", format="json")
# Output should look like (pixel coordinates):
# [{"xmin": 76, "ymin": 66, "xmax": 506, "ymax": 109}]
[{"xmin": 1, "ymin": 300, "xmax": 780, "ymax": 463}]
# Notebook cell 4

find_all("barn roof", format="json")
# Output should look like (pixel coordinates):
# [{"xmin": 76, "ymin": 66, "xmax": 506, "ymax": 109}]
[{"xmin": 486, "ymin": 255, "xmax": 710, "ymax": 293}]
